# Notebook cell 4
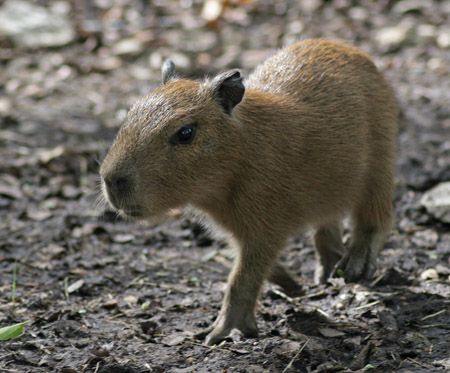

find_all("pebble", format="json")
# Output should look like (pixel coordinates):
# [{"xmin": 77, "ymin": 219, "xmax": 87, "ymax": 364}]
[
  {"xmin": 113, "ymin": 234, "xmax": 135, "ymax": 243},
  {"xmin": 375, "ymin": 24, "xmax": 414, "ymax": 52},
  {"xmin": 27, "ymin": 207, "xmax": 52, "ymax": 221},
  {"xmin": 112, "ymin": 38, "xmax": 143, "ymax": 56},
  {"xmin": 416, "ymin": 24, "xmax": 436, "ymax": 44},
  {"xmin": 348, "ymin": 7, "xmax": 369, "ymax": 21},
  {"xmin": 421, "ymin": 182, "xmax": 450, "ymax": 223},
  {"xmin": 435, "ymin": 264, "xmax": 450, "ymax": 276},
  {"xmin": 437, "ymin": 29, "xmax": 450, "ymax": 49},
  {"xmin": 164, "ymin": 30, "xmax": 218, "ymax": 53},
  {"xmin": 420, "ymin": 268, "xmax": 439, "ymax": 281},
  {"xmin": 392, "ymin": 0, "xmax": 428, "ymax": 14},
  {"xmin": 201, "ymin": 0, "xmax": 222, "ymax": 23},
  {"xmin": 411, "ymin": 229, "xmax": 439, "ymax": 249},
  {"xmin": 0, "ymin": 0, "xmax": 75, "ymax": 48},
  {"xmin": 0, "ymin": 98, "xmax": 12, "ymax": 115}
]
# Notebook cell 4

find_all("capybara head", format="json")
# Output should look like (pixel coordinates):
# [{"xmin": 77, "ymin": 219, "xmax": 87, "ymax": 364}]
[{"xmin": 100, "ymin": 62, "xmax": 245, "ymax": 219}]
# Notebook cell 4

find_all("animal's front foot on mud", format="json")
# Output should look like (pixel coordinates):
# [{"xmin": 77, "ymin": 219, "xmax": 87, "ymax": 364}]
[
  {"xmin": 204, "ymin": 312, "xmax": 258, "ymax": 346},
  {"xmin": 334, "ymin": 246, "xmax": 377, "ymax": 283}
]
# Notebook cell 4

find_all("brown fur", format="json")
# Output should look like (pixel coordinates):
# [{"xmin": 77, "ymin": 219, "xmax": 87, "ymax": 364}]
[{"xmin": 100, "ymin": 39, "xmax": 398, "ymax": 345}]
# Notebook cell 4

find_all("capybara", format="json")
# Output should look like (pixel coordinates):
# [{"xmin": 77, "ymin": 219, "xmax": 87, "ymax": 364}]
[{"xmin": 100, "ymin": 39, "xmax": 398, "ymax": 345}]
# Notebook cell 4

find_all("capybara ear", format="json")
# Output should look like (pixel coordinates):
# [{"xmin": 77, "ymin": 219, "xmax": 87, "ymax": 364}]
[
  {"xmin": 210, "ymin": 70, "xmax": 245, "ymax": 114},
  {"xmin": 161, "ymin": 59, "xmax": 176, "ymax": 84}
]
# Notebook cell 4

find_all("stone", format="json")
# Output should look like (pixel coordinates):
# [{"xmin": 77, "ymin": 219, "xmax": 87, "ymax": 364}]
[
  {"xmin": 164, "ymin": 30, "xmax": 217, "ymax": 53},
  {"xmin": 421, "ymin": 182, "xmax": 450, "ymax": 223},
  {"xmin": 0, "ymin": 0, "xmax": 75, "ymax": 48},
  {"xmin": 416, "ymin": 24, "xmax": 436, "ymax": 44},
  {"xmin": 420, "ymin": 268, "xmax": 439, "ymax": 281},
  {"xmin": 112, "ymin": 38, "xmax": 143, "ymax": 56},
  {"xmin": 392, "ymin": 0, "xmax": 428, "ymax": 14},
  {"xmin": 411, "ymin": 229, "xmax": 439, "ymax": 249},
  {"xmin": 0, "ymin": 98, "xmax": 12, "ymax": 115},
  {"xmin": 348, "ymin": 7, "xmax": 369, "ymax": 21},
  {"xmin": 375, "ymin": 24, "xmax": 414, "ymax": 52},
  {"xmin": 437, "ymin": 28, "xmax": 450, "ymax": 49}
]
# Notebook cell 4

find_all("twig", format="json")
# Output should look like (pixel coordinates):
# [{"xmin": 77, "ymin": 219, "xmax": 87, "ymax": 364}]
[
  {"xmin": 298, "ymin": 289, "xmax": 327, "ymax": 300},
  {"xmin": 11, "ymin": 261, "xmax": 17, "ymax": 304},
  {"xmin": 315, "ymin": 307, "xmax": 331, "ymax": 319},
  {"xmin": 353, "ymin": 300, "xmax": 381, "ymax": 311},
  {"xmin": 64, "ymin": 277, "xmax": 69, "ymax": 300},
  {"xmin": 370, "ymin": 273, "xmax": 385, "ymax": 287},
  {"xmin": 281, "ymin": 338, "xmax": 310, "ymax": 373},
  {"xmin": 406, "ymin": 357, "xmax": 434, "ymax": 369},
  {"xmin": 419, "ymin": 323, "xmax": 450, "ymax": 329},
  {"xmin": 270, "ymin": 288, "xmax": 294, "ymax": 303},
  {"xmin": 420, "ymin": 309, "xmax": 446, "ymax": 321},
  {"xmin": 93, "ymin": 361, "xmax": 100, "ymax": 373},
  {"xmin": 297, "ymin": 303, "xmax": 331, "ymax": 319},
  {"xmin": 184, "ymin": 339, "xmax": 247, "ymax": 355}
]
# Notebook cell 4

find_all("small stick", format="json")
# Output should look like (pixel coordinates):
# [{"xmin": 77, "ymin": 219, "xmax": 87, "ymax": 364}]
[
  {"xmin": 420, "ymin": 309, "xmax": 446, "ymax": 321},
  {"xmin": 370, "ymin": 273, "xmax": 385, "ymax": 287},
  {"xmin": 298, "ymin": 289, "xmax": 327, "ymax": 300},
  {"xmin": 184, "ymin": 339, "xmax": 244, "ymax": 355},
  {"xmin": 282, "ymin": 338, "xmax": 310, "ymax": 373},
  {"xmin": 406, "ymin": 357, "xmax": 433, "ymax": 369},
  {"xmin": 419, "ymin": 323, "xmax": 449, "ymax": 329},
  {"xmin": 11, "ymin": 261, "xmax": 17, "ymax": 304},
  {"xmin": 270, "ymin": 288, "xmax": 294, "ymax": 303},
  {"xmin": 353, "ymin": 300, "xmax": 381, "ymax": 311}
]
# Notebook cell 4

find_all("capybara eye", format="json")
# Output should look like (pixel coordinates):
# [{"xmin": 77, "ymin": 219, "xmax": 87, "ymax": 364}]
[{"xmin": 170, "ymin": 125, "xmax": 197, "ymax": 145}]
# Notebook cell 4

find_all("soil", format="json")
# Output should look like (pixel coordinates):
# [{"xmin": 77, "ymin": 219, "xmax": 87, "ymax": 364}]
[{"xmin": 0, "ymin": 1, "xmax": 449, "ymax": 372}]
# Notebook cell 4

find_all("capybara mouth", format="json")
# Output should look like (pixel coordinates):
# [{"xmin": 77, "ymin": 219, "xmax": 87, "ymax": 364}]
[
  {"xmin": 122, "ymin": 210, "xmax": 142, "ymax": 218},
  {"xmin": 120, "ymin": 205, "xmax": 143, "ymax": 218}
]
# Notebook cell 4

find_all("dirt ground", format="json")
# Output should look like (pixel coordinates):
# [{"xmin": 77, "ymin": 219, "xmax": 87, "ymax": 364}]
[{"xmin": 1, "ymin": 1, "xmax": 449, "ymax": 372}]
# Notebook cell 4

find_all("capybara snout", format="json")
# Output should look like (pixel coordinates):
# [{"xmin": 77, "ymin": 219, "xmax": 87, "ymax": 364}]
[{"xmin": 101, "ymin": 71, "xmax": 246, "ymax": 219}]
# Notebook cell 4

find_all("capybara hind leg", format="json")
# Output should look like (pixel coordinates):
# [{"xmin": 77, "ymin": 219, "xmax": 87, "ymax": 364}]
[
  {"xmin": 269, "ymin": 262, "xmax": 304, "ymax": 296},
  {"xmin": 314, "ymin": 222, "xmax": 344, "ymax": 284},
  {"xmin": 336, "ymin": 190, "xmax": 393, "ymax": 282}
]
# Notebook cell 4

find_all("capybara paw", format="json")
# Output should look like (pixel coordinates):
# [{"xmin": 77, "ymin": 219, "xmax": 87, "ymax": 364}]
[
  {"xmin": 194, "ymin": 325, "xmax": 214, "ymax": 340},
  {"xmin": 205, "ymin": 325, "xmax": 232, "ymax": 346},
  {"xmin": 334, "ymin": 249, "xmax": 376, "ymax": 283},
  {"xmin": 204, "ymin": 316, "xmax": 258, "ymax": 346}
]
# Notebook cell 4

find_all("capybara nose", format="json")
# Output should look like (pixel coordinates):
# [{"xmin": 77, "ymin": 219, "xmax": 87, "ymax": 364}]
[{"xmin": 104, "ymin": 174, "xmax": 130, "ymax": 201}]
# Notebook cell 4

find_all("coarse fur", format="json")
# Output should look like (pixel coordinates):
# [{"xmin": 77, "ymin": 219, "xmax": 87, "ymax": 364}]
[{"xmin": 100, "ymin": 39, "xmax": 398, "ymax": 345}]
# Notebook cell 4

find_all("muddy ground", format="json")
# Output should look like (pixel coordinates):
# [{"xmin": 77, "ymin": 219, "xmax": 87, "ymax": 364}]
[{"xmin": 0, "ymin": 1, "xmax": 449, "ymax": 372}]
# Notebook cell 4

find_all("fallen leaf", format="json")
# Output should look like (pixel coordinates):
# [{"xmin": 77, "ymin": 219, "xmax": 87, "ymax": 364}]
[
  {"xmin": 42, "ymin": 244, "xmax": 65, "ymax": 258},
  {"xmin": 0, "ymin": 321, "xmax": 29, "ymax": 341},
  {"xmin": 162, "ymin": 333, "xmax": 185, "ymax": 346},
  {"xmin": 67, "ymin": 279, "xmax": 84, "ymax": 294},
  {"xmin": 201, "ymin": 249, "xmax": 218, "ymax": 262},
  {"xmin": 0, "ymin": 185, "xmax": 23, "ymax": 199},
  {"xmin": 38, "ymin": 145, "xmax": 66, "ymax": 163},
  {"xmin": 113, "ymin": 234, "xmax": 135, "ymax": 243},
  {"xmin": 318, "ymin": 327, "xmax": 346, "ymax": 338},
  {"xmin": 27, "ymin": 208, "xmax": 52, "ymax": 221},
  {"xmin": 201, "ymin": 0, "xmax": 225, "ymax": 23},
  {"xmin": 124, "ymin": 295, "xmax": 138, "ymax": 305}
]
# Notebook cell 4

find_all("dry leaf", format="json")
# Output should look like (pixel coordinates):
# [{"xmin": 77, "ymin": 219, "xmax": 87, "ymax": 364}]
[
  {"xmin": 318, "ymin": 327, "xmax": 346, "ymax": 338},
  {"xmin": 67, "ymin": 279, "xmax": 84, "ymax": 294},
  {"xmin": 113, "ymin": 234, "xmax": 135, "ymax": 243},
  {"xmin": 162, "ymin": 333, "xmax": 185, "ymax": 346}
]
